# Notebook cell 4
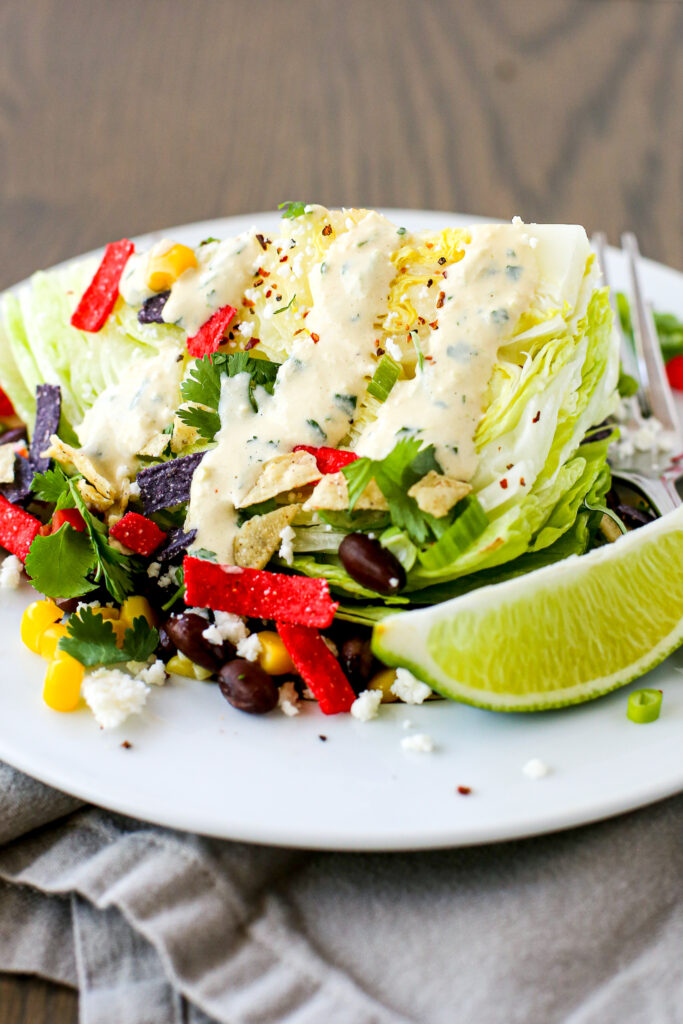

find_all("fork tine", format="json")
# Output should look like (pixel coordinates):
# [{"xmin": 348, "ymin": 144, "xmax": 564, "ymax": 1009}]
[
  {"xmin": 621, "ymin": 232, "xmax": 681, "ymax": 439},
  {"xmin": 592, "ymin": 232, "xmax": 643, "ymax": 405}
]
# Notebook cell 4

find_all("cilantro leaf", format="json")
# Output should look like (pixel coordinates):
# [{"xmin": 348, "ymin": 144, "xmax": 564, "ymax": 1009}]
[
  {"xmin": 180, "ymin": 353, "xmax": 281, "ymax": 440},
  {"xmin": 24, "ymin": 525, "xmax": 98, "ymax": 600},
  {"xmin": 277, "ymin": 201, "xmax": 308, "ymax": 220},
  {"xmin": 59, "ymin": 607, "xmax": 159, "ymax": 667},
  {"xmin": 177, "ymin": 404, "xmax": 221, "ymax": 442},
  {"xmin": 68, "ymin": 480, "xmax": 136, "ymax": 603},
  {"xmin": 342, "ymin": 438, "xmax": 444, "ymax": 545},
  {"xmin": 31, "ymin": 465, "xmax": 75, "ymax": 510}
]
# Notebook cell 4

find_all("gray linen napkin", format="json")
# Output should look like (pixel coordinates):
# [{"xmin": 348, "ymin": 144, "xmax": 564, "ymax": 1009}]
[{"xmin": 0, "ymin": 760, "xmax": 681, "ymax": 1024}]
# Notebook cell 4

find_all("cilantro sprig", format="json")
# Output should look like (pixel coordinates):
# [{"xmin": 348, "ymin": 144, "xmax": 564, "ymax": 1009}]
[
  {"xmin": 59, "ymin": 607, "xmax": 159, "ymax": 667},
  {"xmin": 178, "ymin": 352, "xmax": 281, "ymax": 440},
  {"xmin": 277, "ymin": 200, "xmax": 308, "ymax": 220},
  {"xmin": 342, "ymin": 438, "xmax": 443, "ymax": 544},
  {"xmin": 27, "ymin": 466, "xmax": 136, "ymax": 603}
]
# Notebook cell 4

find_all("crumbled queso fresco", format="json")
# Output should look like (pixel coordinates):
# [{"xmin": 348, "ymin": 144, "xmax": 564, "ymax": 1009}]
[
  {"xmin": 0, "ymin": 554, "xmax": 23, "ymax": 590},
  {"xmin": 390, "ymin": 668, "xmax": 432, "ymax": 704},
  {"xmin": 82, "ymin": 669, "xmax": 150, "ymax": 730},
  {"xmin": 401, "ymin": 733, "xmax": 435, "ymax": 753},
  {"xmin": 351, "ymin": 689, "xmax": 383, "ymax": 721}
]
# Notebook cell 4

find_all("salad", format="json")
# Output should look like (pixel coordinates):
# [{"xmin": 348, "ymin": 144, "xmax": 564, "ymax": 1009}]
[{"xmin": 0, "ymin": 203, "xmax": 651, "ymax": 730}]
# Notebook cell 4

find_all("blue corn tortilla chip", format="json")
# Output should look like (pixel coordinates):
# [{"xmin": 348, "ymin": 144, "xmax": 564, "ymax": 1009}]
[
  {"xmin": 138, "ymin": 291, "xmax": 170, "ymax": 324},
  {"xmin": 156, "ymin": 527, "xmax": 197, "ymax": 563},
  {"xmin": 137, "ymin": 452, "xmax": 205, "ymax": 513},
  {"xmin": 0, "ymin": 384, "xmax": 61, "ymax": 503},
  {"xmin": 30, "ymin": 384, "xmax": 62, "ymax": 474},
  {"xmin": 0, "ymin": 455, "xmax": 34, "ymax": 504}
]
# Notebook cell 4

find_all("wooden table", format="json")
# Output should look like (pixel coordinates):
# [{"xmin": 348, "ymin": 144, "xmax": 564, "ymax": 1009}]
[{"xmin": 1, "ymin": 0, "xmax": 680, "ymax": 1019}]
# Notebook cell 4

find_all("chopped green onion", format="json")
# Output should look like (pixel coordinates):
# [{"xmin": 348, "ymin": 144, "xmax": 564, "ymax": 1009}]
[
  {"xmin": 367, "ymin": 354, "xmax": 401, "ymax": 402},
  {"xmin": 274, "ymin": 294, "xmax": 296, "ymax": 315},
  {"xmin": 418, "ymin": 497, "xmax": 488, "ymax": 570},
  {"xmin": 627, "ymin": 688, "xmax": 662, "ymax": 724},
  {"xmin": 411, "ymin": 330, "xmax": 425, "ymax": 373},
  {"xmin": 379, "ymin": 526, "xmax": 417, "ymax": 571}
]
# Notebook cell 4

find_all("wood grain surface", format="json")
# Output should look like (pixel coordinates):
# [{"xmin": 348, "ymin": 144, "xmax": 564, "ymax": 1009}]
[{"xmin": 0, "ymin": 0, "xmax": 681, "ymax": 1021}]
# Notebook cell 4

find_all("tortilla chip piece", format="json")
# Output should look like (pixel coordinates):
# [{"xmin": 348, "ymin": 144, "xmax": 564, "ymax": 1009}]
[
  {"xmin": 302, "ymin": 472, "xmax": 388, "ymax": 511},
  {"xmin": 407, "ymin": 471, "xmax": 471, "ymax": 517},
  {"xmin": 44, "ymin": 435, "xmax": 116, "ymax": 501},
  {"xmin": 137, "ymin": 433, "xmax": 171, "ymax": 458},
  {"xmin": 171, "ymin": 416, "xmax": 199, "ymax": 454},
  {"xmin": 0, "ymin": 444, "xmax": 16, "ymax": 484},
  {"xmin": 234, "ymin": 504, "xmax": 300, "ymax": 570},
  {"xmin": 76, "ymin": 479, "xmax": 113, "ymax": 512},
  {"xmin": 238, "ymin": 451, "xmax": 321, "ymax": 508},
  {"xmin": 104, "ymin": 479, "xmax": 130, "ymax": 527}
]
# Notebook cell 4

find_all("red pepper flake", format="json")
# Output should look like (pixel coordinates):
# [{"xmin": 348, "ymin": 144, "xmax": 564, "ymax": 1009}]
[
  {"xmin": 257, "ymin": 267, "xmax": 270, "ymax": 278},
  {"xmin": 293, "ymin": 328, "xmax": 305, "ymax": 336},
  {"xmin": 242, "ymin": 298, "xmax": 255, "ymax": 308},
  {"xmin": 265, "ymin": 289, "xmax": 272, "ymax": 298},
  {"xmin": 438, "ymin": 256, "xmax": 447, "ymax": 265},
  {"xmin": 425, "ymin": 242, "xmax": 434, "ymax": 249},
  {"xmin": 70, "ymin": 239, "xmax": 134, "ymax": 332},
  {"xmin": 377, "ymin": 347, "xmax": 385, "ymax": 356},
  {"xmin": 256, "ymin": 234, "xmax": 269, "ymax": 251},
  {"xmin": 187, "ymin": 304, "xmax": 237, "ymax": 358},
  {"xmin": 293, "ymin": 445, "xmax": 358, "ymax": 475},
  {"xmin": 429, "ymin": 320, "xmax": 439, "ymax": 330},
  {"xmin": 276, "ymin": 622, "xmax": 355, "ymax": 715},
  {"xmin": 322, "ymin": 224, "xmax": 332, "ymax": 236},
  {"xmin": 253, "ymin": 278, "xmax": 264, "ymax": 288},
  {"xmin": 0, "ymin": 494, "xmax": 41, "ymax": 561},
  {"xmin": 520, "ymin": 477, "xmax": 526, "ymax": 487},
  {"xmin": 310, "ymin": 332, "xmax": 320, "ymax": 344},
  {"xmin": 506, "ymin": 463, "xmax": 513, "ymax": 470},
  {"xmin": 457, "ymin": 785, "xmax": 471, "ymax": 795},
  {"xmin": 110, "ymin": 511, "xmax": 166, "ymax": 557},
  {"xmin": 427, "ymin": 278, "xmax": 433, "ymax": 288},
  {"xmin": 245, "ymin": 337, "xmax": 260, "ymax": 350},
  {"xmin": 436, "ymin": 291, "xmax": 445, "ymax": 309},
  {"xmin": 279, "ymin": 255, "xmax": 288, "ymax": 263},
  {"xmin": 500, "ymin": 478, "xmax": 508, "ymax": 489},
  {"xmin": 183, "ymin": 557, "xmax": 338, "ymax": 628},
  {"xmin": 532, "ymin": 411, "xmax": 541, "ymax": 423},
  {"xmin": 302, "ymin": 310, "xmax": 310, "ymax": 319},
  {"xmin": 121, "ymin": 740, "xmax": 133, "ymax": 749}
]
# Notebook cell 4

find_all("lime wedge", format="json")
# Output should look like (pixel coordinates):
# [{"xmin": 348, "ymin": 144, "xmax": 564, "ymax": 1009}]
[{"xmin": 372, "ymin": 505, "xmax": 683, "ymax": 710}]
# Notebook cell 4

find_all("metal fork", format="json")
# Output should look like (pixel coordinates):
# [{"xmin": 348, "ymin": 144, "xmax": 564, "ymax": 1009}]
[{"xmin": 592, "ymin": 231, "xmax": 682, "ymax": 516}]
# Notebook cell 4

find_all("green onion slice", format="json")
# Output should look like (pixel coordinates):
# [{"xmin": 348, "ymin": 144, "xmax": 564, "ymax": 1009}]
[
  {"xmin": 367, "ymin": 354, "xmax": 401, "ymax": 402},
  {"xmin": 418, "ymin": 496, "xmax": 488, "ymax": 570},
  {"xmin": 627, "ymin": 688, "xmax": 663, "ymax": 724}
]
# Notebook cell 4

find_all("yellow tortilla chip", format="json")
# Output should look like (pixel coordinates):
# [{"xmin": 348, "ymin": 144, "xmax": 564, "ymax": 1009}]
[
  {"xmin": 171, "ymin": 416, "xmax": 199, "ymax": 454},
  {"xmin": 407, "ymin": 471, "xmax": 471, "ymax": 517},
  {"xmin": 44, "ymin": 435, "xmax": 116, "ymax": 501},
  {"xmin": 76, "ymin": 479, "xmax": 113, "ymax": 512},
  {"xmin": 302, "ymin": 472, "xmax": 388, "ymax": 511},
  {"xmin": 137, "ymin": 433, "xmax": 170, "ymax": 458},
  {"xmin": 234, "ymin": 504, "xmax": 300, "ymax": 569},
  {"xmin": 0, "ymin": 444, "xmax": 16, "ymax": 484},
  {"xmin": 238, "ymin": 451, "xmax": 320, "ymax": 507}
]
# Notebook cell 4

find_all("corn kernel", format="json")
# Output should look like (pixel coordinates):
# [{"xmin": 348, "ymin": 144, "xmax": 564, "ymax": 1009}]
[
  {"xmin": 256, "ymin": 631, "xmax": 295, "ymax": 675},
  {"xmin": 38, "ymin": 623, "xmax": 69, "ymax": 660},
  {"xmin": 43, "ymin": 651, "xmax": 83, "ymax": 712},
  {"xmin": 147, "ymin": 244, "xmax": 197, "ymax": 292},
  {"xmin": 167, "ymin": 652, "xmax": 213, "ymax": 681},
  {"xmin": 89, "ymin": 605, "xmax": 119, "ymax": 621},
  {"xmin": 120, "ymin": 595, "xmax": 156, "ymax": 630},
  {"xmin": 367, "ymin": 667, "xmax": 398, "ymax": 703},
  {"xmin": 21, "ymin": 599, "xmax": 62, "ymax": 654}
]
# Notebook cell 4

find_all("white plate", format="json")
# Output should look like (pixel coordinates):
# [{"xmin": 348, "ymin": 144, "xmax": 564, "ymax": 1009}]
[{"xmin": 1, "ymin": 210, "xmax": 681, "ymax": 851}]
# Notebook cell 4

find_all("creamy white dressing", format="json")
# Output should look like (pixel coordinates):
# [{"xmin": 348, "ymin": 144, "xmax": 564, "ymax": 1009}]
[
  {"xmin": 76, "ymin": 347, "xmax": 184, "ymax": 486},
  {"xmin": 119, "ymin": 238, "xmax": 177, "ymax": 308},
  {"xmin": 188, "ymin": 211, "xmax": 399, "ymax": 561},
  {"xmin": 161, "ymin": 232, "xmax": 264, "ymax": 335},
  {"xmin": 355, "ymin": 224, "xmax": 540, "ymax": 479}
]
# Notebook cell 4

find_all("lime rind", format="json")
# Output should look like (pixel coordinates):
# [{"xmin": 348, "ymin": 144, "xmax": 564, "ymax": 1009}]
[{"xmin": 372, "ymin": 505, "xmax": 683, "ymax": 712}]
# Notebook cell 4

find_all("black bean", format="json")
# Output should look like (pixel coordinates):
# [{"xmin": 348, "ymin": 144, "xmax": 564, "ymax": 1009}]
[
  {"xmin": 340, "ymin": 636, "xmax": 376, "ymax": 692},
  {"xmin": 156, "ymin": 624, "xmax": 177, "ymax": 663},
  {"xmin": 338, "ymin": 533, "xmax": 405, "ymax": 594},
  {"xmin": 164, "ymin": 613, "xmax": 234, "ymax": 671},
  {"xmin": 54, "ymin": 596, "xmax": 81, "ymax": 615},
  {"xmin": 138, "ymin": 290, "xmax": 170, "ymax": 324},
  {"xmin": 218, "ymin": 659, "xmax": 278, "ymax": 714},
  {"xmin": 615, "ymin": 504, "xmax": 657, "ymax": 529}
]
